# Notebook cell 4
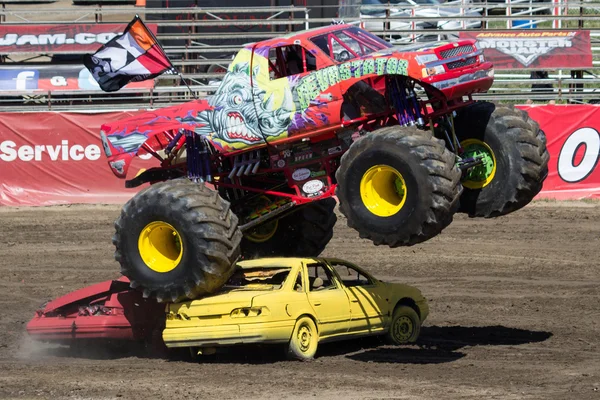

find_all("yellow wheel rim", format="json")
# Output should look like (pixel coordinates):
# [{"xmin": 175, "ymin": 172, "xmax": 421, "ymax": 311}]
[
  {"xmin": 138, "ymin": 221, "xmax": 183, "ymax": 273},
  {"xmin": 461, "ymin": 139, "xmax": 497, "ymax": 189},
  {"xmin": 360, "ymin": 165, "xmax": 407, "ymax": 217},
  {"xmin": 245, "ymin": 220, "xmax": 278, "ymax": 243},
  {"xmin": 244, "ymin": 196, "xmax": 279, "ymax": 243}
]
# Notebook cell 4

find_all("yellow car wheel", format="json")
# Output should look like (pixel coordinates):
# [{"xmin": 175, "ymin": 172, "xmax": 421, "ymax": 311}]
[
  {"xmin": 288, "ymin": 316, "xmax": 319, "ymax": 361},
  {"xmin": 387, "ymin": 305, "xmax": 421, "ymax": 345}
]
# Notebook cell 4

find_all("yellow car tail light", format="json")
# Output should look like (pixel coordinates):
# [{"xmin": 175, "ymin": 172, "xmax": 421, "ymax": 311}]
[{"xmin": 230, "ymin": 307, "xmax": 269, "ymax": 318}]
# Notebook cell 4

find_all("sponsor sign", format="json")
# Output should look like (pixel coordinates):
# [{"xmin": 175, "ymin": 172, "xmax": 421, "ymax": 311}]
[
  {"xmin": 0, "ymin": 70, "xmax": 39, "ymax": 90},
  {"xmin": 0, "ymin": 65, "xmax": 154, "ymax": 92},
  {"xmin": 0, "ymin": 111, "xmax": 155, "ymax": 206},
  {"xmin": 459, "ymin": 30, "xmax": 592, "ymax": 70},
  {"xmin": 292, "ymin": 168, "xmax": 311, "ymax": 181},
  {"xmin": 0, "ymin": 23, "xmax": 157, "ymax": 54},
  {"xmin": 302, "ymin": 179, "xmax": 324, "ymax": 195},
  {"xmin": 518, "ymin": 104, "xmax": 600, "ymax": 199}
]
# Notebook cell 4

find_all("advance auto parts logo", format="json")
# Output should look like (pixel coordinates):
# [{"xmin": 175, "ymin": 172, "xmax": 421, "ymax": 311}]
[{"xmin": 476, "ymin": 32, "xmax": 576, "ymax": 67}]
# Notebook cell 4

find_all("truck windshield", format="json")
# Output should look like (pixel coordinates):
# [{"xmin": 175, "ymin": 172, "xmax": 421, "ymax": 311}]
[
  {"xmin": 223, "ymin": 266, "xmax": 291, "ymax": 290},
  {"xmin": 362, "ymin": 0, "xmax": 441, "ymax": 15},
  {"xmin": 310, "ymin": 26, "xmax": 393, "ymax": 63}
]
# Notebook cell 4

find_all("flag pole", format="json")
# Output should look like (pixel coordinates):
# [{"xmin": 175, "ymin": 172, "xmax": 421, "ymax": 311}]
[{"xmin": 177, "ymin": 71, "xmax": 199, "ymax": 100}]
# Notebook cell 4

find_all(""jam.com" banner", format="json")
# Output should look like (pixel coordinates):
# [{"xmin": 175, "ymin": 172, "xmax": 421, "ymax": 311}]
[
  {"xmin": 0, "ymin": 23, "xmax": 157, "ymax": 54},
  {"xmin": 459, "ymin": 30, "xmax": 592, "ymax": 70}
]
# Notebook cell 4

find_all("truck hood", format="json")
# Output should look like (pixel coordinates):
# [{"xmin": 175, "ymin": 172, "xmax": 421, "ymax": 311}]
[{"xmin": 99, "ymin": 99, "xmax": 213, "ymax": 178}]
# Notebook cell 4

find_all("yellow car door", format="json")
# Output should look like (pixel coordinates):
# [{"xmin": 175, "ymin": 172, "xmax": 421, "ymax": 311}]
[
  {"xmin": 304, "ymin": 261, "xmax": 351, "ymax": 338},
  {"xmin": 327, "ymin": 260, "xmax": 389, "ymax": 333}
]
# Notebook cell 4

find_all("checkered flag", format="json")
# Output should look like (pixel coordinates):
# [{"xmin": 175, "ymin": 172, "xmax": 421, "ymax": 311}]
[{"xmin": 83, "ymin": 15, "xmax": 175, "ymax": 92}]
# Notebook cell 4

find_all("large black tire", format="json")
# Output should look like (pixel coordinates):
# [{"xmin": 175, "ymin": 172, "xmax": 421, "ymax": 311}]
[
  {"xmin": 454, "ymin": 102, "xmax": 549, "ymax": 217},
  {"xmin": 335, "ymin": 125, "xmax": 462, "ymax": 247},
  {"xmin": 113, "ymin": 179, "xmax": 242, "ymax": 302},
  {"xmin": 241, "ymin": 198, "xmax": 336, "ymax": 259}
]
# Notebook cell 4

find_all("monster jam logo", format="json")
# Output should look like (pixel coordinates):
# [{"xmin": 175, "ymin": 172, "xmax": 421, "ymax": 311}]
[
  {"xmin": 296, "ymin": 57, "xmax": 408, "ymax": 109},
  {"xmin": 474, "ymin": 32, "xmax": 580, "ymax": 67}
]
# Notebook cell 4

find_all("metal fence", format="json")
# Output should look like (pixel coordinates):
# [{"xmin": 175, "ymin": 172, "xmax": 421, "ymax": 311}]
[{"xmin": 0, "ymin": 0, "xmax": 599, "ymax": 111}]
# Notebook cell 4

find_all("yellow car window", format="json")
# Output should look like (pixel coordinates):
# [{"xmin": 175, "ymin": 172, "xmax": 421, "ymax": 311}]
[
  {"xmin": 306, "ymin": 263, "xmax": 336, "ymax": 291},
  {"xmin": 225, "ymin": 266, "xmax": 292, "ymax": 290},
  {"xmin": 332, "ymin": 264, "xmax": 373, "ymax": 287}
]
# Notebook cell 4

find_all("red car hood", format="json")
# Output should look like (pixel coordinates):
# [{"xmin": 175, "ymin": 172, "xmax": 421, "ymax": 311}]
[{"xmin": 27, "ymin": 277, "xmax": 165, "ymax": 343}]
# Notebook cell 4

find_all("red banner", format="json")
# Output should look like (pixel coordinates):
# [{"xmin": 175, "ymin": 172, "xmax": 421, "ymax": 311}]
[
  {"xmin": 0, "ymin": 23, "xmax": 157, "ymax": 54},
  {"xmin": 517, "ymin": 104, "xmax": 600, "ymax": 200},
  {"xmin": 0, "ymin": 106, "xmax": 599, "ymax": 206},
  {"xmin": 0, "ymin": 111, "xmax": 154, "ymax": 206},
  {"xmin": 459, "ymin": 30, "xmax": 592, "ymax": 70}
]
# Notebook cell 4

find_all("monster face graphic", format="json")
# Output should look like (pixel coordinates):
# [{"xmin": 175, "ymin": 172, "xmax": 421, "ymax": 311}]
[
  {"xmin": 179, "ymin": 61, "xmax": 295, "ymax": 149},
  {"xmin": 107, "ymin": 132, "xmax": 149, "ymax": 153}
]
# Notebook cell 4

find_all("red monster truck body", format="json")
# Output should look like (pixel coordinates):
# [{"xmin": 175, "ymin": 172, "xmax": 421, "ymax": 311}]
[
  {"xmin": 101, "ymin": 25, "xmax": 492, "ymax": 186},
  {"xmin": 99, "ymin": 24, "xmax": 548, "ymax": 302}
]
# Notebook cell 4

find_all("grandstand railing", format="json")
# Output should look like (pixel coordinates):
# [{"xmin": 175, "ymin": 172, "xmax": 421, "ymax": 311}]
[{"xmin": 0, "ymin": 1, "xmax": 599, "ymax": 110}]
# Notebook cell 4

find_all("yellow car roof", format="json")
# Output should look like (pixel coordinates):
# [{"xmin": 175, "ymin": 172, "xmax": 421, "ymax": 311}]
[{"xmin": 236, "ymin": 257, "xmax": 317, "ymax": 269}]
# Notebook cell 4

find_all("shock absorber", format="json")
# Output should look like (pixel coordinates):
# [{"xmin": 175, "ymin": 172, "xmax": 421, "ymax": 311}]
[
  {"xmin": 390, "ymin": 77, "xmax": 420, "ymax": 127},
  {"xmin": 185, "ymin": 130, "xmax": 212, "ymax": 182},
  {"xmin": 389, "ymin": 76, "xmax": 407, "ymax": 126},
  {"xmin": 405, "ymin": 80, "xmax": 424, "ymax": 127},
  {"xmin": 398, "ymin": 78, "xmax": 415, "ymax": 125}
]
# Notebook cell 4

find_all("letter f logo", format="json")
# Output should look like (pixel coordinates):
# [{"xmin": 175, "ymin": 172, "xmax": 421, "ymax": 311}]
[{"xmin": 15, "ymin": 71, "xmax": 38, "ymax": 90}]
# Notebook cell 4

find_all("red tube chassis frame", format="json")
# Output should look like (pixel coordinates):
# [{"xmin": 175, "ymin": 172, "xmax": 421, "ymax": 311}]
[{"xmin": 141, "ymin": 92, "xmax": 481, "ymax": 208}]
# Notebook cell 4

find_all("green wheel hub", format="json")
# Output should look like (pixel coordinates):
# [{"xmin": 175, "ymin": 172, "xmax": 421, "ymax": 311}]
[{"xmin": 461, "ymin": 139, "xmax": 497, "ymax": 189}]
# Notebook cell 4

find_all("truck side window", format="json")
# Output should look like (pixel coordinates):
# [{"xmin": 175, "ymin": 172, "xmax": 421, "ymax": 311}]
[
  {"xmin": 311, "ymin": 27, "xmax": 388, "ymax": 63},
  {"xmin": 268, "ymin": 45, "xmax": 316, "ymax": 80}
]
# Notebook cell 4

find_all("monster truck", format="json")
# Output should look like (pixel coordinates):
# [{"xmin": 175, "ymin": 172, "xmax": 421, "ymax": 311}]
[{"xmin": 99, "ymin": 24, "xmax": 549, "ymax": 302}]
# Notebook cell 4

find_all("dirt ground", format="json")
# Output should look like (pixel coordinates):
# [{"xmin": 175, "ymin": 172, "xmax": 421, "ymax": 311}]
[{"xmin": 0, "ymin": 202, "xmax": 599, "ymax": 400}]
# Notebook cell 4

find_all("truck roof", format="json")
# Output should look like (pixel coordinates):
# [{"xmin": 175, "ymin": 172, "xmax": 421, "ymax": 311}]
[{"xmin": 250, "ymin": 23, "xmax": 355, "ymax": 48}]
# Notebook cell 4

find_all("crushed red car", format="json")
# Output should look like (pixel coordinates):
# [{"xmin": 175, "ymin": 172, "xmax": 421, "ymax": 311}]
[{"xmin": 27, "ymin": 277, "xmax": 164, "ymax": 344}]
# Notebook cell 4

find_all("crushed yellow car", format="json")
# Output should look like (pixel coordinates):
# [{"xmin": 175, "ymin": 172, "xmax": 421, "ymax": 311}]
[{"xmin": 163, "ymin": 257, "xmax": 428, "ymax": 360}]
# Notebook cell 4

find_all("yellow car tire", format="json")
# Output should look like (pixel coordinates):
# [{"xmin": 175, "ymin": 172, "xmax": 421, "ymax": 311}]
[
  {"xmin": 386, "ymin": 305, "xmax": 421, "ymax": 345},
  {"xmin": 454, "ymin": 102, "xmax": 549, "ymax": 218},
  {"xmin": 335, "ymin": 125, "xmax": 462, "ymax": 247},
  {"xmin": 113, "ymin": 178, "xmax": 242, "ymax": 302},
  {"xmin": 287, "ymin": 316, "xmax": 319, "ymax": 361}
]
